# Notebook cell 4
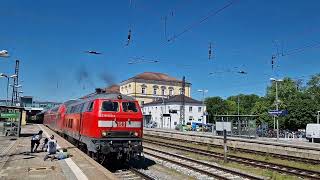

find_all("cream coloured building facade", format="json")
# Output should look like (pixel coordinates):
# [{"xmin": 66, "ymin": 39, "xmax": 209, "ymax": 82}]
[{"xmin": 119, "ymin": 72, "xmax": 191, "ymax": 105}]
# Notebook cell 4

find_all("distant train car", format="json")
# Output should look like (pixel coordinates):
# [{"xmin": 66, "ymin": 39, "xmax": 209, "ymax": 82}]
[{"xmin": 44, "ymin": 93, "xmax": 143, "ymax": 163}]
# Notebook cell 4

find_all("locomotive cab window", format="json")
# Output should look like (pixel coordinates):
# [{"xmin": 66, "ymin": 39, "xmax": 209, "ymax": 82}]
[
  {"xmin": 101, "ymin": 101, "xmax": 118, "ymax": 112},
  {"xmin": 122, "ymin": 102, "xmax": 138, "ymax": 112},
  {"xmin": 87, "ymin": 101, "xmax": 94, "ymax": 112}
]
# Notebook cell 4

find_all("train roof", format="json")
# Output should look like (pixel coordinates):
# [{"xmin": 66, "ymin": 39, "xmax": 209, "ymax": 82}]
[
  {"xmin": 67, "ymin": 93, "xmax": 136, "ymax": 107},
  {"xmin": 84, "ymin": 93, "xmax": 135, "ymax": 101}
]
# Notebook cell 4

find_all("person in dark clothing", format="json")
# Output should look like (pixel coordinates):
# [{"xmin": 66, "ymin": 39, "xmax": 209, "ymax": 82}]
[
  {"xmin": 41, "ymin": 138, "xmax": 49, "ymax": 152},
  {"xmin": 31, "ymin": 130, "xmax": 43, "ymax": 153}
]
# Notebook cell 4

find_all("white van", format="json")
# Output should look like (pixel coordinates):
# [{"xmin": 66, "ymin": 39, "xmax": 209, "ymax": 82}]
[{"xmin": 306, "ymin": 124, "xmax": 320, "ymax": 142}]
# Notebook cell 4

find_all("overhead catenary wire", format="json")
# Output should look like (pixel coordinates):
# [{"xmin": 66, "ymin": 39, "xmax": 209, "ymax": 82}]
[
  {"xmin": 281, "ymin": 41, "xmax": 320, "ymax": 57},
  {"xmin": 167, "ymin": 0, "xmax": 238, "ymax": 42}
]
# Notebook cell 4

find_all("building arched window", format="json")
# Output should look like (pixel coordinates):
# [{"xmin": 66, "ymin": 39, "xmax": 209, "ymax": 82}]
[
  {"xmin": 169, "ymin": 87, "xmax": 174, "ymax": 96},
  {"xmin": 153, "ymin": 85, "xmax": 159, "ymax": 95},
  {"xmin": 161, "ymin": 86, "xmax": 166, "ymax": 96},
  {"xmin": 141, "ymin": 84, "xmax": 147, "ymax": 94}
]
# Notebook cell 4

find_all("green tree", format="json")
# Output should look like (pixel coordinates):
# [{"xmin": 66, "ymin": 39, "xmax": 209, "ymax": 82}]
[
  {"xmin": 205, "ymin": 97, "xmax": 228, "ymax": 123},
  {"xmin": 227, "ymin": 94, "xmax": 260, "ymax": 114},
  {"xmin": 284, "ymin": 93, "xmax": 319, "ymax": 130},
  {"xmin": 266, "ymin": 77, "xmax": 299, "ymax": 109},
  {"xmin": 306, "ymin": 73, "xmax": 320, "ymax": 103},
  {"xmin": 251, "ymin": 97, "xmax": 272, "ymax": 127}
]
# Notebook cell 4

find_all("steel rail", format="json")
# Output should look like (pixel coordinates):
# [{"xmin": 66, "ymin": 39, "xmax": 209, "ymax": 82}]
[
  {"xmin": 144, "ymin": 146, "xmax": 263, "ymax": 180},
  {"xmin": 144, "ymin": 139, "xmax": 320, "ymax": 179},
  {"xmin": 144, "ymin": 134, "xmax": 320, "ymax": 164}
]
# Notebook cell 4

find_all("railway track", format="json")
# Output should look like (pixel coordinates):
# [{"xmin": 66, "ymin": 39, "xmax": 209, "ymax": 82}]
[
  {"xmin": 144, "ymin": 146, "xmax": 263, "ymax": 180},
  {"xmin": 114, "ymin": 167, "xmax": 155, "ymax": 180},
  {"xmin": 144, "ymin": 134, "xmax": 320, "ymax": 165},
  {"xmin": 144, "ymin": 139, "xmax": 320, "ymax": 179}
]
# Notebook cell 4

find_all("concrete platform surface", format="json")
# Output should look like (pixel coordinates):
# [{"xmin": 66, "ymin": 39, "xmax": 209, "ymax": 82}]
[{"xmin": 0, "ymin": 124, "xmax": 118, "ymax": 180}]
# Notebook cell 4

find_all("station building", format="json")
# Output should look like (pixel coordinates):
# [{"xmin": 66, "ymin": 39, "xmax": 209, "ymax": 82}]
[
  {"xmin": 118, "ymin": 72, "xmax": 191, "ymax": 106},
  {"xmin": 102, "ymin": 72, "xmax": 206, "ymax": 128},
  {"xmin": 142, "ymin": 95, "xmax": 206, "ymax": 129}
]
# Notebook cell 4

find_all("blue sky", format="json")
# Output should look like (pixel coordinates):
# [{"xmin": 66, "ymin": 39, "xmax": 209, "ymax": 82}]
[{"xmin": 0, "ymin": 0, "xmax": 319, "ymax": 102}]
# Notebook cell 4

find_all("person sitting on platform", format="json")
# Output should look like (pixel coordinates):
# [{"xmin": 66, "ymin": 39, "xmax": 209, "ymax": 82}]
[
  {"xmin": 47, "ymin": 135, "xmax": 57, "ymax": 154},
  {"xmin": 44, "ymin": 148, "xmax": 71, "ymax": 161},
  {"xmin": 41, "ymin": 138, "xmax": 49, "ymax": 152}
]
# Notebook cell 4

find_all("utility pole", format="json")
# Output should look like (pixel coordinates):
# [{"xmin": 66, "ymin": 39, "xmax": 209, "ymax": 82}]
[
  {"xmin": 179, "ymin": 76, "xmax": 185, "ymax": 129},
  {"xmin": 223, "ymin": 129, "xmax": 227, "ymax": 163},
  {"xmin": 11, "ymin": 60, "xmax": 19, "ymax": 106},
  {"xmin": 237, "ymin": 96, "xmax": 240, "ymax": 136},
  {"xmin": 275, "ymin": 80, "xmax": 279, "ymax": 141},
  {"xmin": 198, "ymin": 89, "xmax": 208, "ymax": 132},
  {"xmin": 271, "ymin": 78, "xmax": 282, "ymax": 141}
]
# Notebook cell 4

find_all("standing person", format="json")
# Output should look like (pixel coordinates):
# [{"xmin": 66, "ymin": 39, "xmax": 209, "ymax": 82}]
[{"xmin": 31, "ymin": 130, "xmax": 43, "ymax": 153}]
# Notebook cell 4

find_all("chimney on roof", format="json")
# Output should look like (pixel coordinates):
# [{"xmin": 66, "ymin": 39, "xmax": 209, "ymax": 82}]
[{"xmin": 95, "ymin": 88, "xmax": 106, "ymax": 94}]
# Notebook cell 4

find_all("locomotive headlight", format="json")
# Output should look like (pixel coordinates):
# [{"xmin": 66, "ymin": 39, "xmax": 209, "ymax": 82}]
[
  {"xmin": 134, "ymin": 132, "xmax": 138, "ymax": 137},
  {"xmin": 101, "ymin": 131, "xmax": 107, "ymax": 137}
]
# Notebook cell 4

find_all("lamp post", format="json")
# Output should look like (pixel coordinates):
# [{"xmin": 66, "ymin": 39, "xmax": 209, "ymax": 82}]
[
  {"xmin": 317, "ymin": 111, "xmax": 320, "ymax": 124},
  {"xmin": 270, "ymin": 78, "xmax": 283, "ymax": 141},
  {"xmin": 10, "ymin": 82, "xmax": 22, "ymax": 106},
  {"xmin": 0, "ymin": 73, "xmax": 17, "ymax": 106},
  {"xmin": 198, "ymin": 89, "xmax": 208, "ymax": 132}
]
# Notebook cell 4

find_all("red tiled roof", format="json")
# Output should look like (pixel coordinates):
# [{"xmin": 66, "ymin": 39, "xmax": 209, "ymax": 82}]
[{"xmin": 131, "ymin": 72, "xmax": 181, "ymax": 82}]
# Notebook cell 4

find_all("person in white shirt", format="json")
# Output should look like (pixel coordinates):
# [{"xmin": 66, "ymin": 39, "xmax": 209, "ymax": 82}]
[
  {"xmin": 30, "ymin": 130, "xmax": 43, "ymax": 153},
  {"xmin": 47, "ymin": 135, "xmax": 57, "ymax": 154}
]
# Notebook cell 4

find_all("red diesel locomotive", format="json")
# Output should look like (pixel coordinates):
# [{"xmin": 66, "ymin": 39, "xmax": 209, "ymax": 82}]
[{"xmin": 44, "ymin": 93, "xmax": 143, "ymax": 163}]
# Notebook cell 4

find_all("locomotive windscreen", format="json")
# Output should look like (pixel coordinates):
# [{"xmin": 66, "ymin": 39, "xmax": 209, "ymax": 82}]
[
  {"xmin": 101, "ymin": 101, "xmax": 119, "ymax": 111},
  {"xmin": 122, "ymin": 102, "xmax": 138, "ymax": 112}
]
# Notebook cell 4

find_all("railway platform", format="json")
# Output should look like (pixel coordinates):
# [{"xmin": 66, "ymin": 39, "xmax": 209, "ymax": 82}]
[{"xmin": 0, "ymin": 124, "xmax": 118, "ymax": 180}]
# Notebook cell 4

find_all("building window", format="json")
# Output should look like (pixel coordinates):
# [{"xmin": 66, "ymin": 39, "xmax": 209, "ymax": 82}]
[
  {"xmin": 189, "ymin": 106, "xmax": 192, "ymax": 112},
  {"xmin": 198, "ymin": 107, "xmax": 202, "ymax": 112},
  {"xmin": 179, "ymin": 88, "xmax": 183, "ymax": 95},
  {"xmin": 142, "ymin": 87, "xmax": 146, "ymax": 94},
  {"xmin": 174, "ymin": 122, "xmax": 177, "ymax": 125},
  {"xmin": 189, "ymin": 116, "xmax": 193, "ymax": 121},
  {"xmin": 162, "ymin": 89, "xmax": 165, "ymax": 95},
  {"xmin": 169, "ymin": 89, "xmax": 173, "ymax": 96},
  {"xmin": 153, "ymin": 88, "xmax": 157, "ymax": 95}
]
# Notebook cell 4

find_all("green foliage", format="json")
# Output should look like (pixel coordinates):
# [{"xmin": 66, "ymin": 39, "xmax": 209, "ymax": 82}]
[
  {"xmin": 205, "ymin": 97, "xmax": 229, "ymax": 122},
  {"xmin": 306, "ymin": 73, "xmax": 320, "ymax": 103},
  {"xmin": 205, "ymin": 73, "xmax": 320, "ymax": 130}
]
